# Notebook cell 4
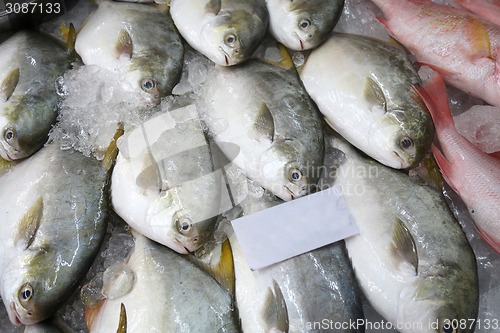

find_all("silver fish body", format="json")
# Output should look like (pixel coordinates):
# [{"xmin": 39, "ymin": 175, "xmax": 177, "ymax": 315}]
[
  {"xmin": 86, "ymin": 232, "xmax": 240, "ymax": 332},
  {"xmin": 329, "ymin": 134, "xmax": 478, "ymax": 333},
  {"xmin": 0, "ymin": 143, "xmax": 110, "ymax": 326},
  {"xmin": 75, "ymin": 1, "xmax": 184, "ymax": 105},
  {"xmin": 300, "ymin": 32, "xmax": 434, "ymax": 169},
  {"xmin": 0, "ymin": 31, "xmax": 69, "ymax": 161},
  {"xmin": 111, "ymin": 107, "xmax": 230, "ymax": 254},
  {"xmin": 266, "ymin": 0, "xmax": 344, "ymax": 50},
  {"xmin": 170, "ymin": 0, "xmax": 269, "ymax": 66},
  {"xmin": 231, "ymin": 213, "xmax": 364, "ymax": 332},
  {"xmin": 199, "ymin": 60, "xmax": 324, "ymax": 201}
]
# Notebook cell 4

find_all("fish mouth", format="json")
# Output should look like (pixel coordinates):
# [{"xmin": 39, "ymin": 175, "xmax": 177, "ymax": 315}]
[
  {"xmin": 392, "ymin": 151, "xmax": 406, "ymax": 169},
  {"xmin": 283, "ymin": 185, "xmax": 296, "ymax": 200},
  {"xmin": 8, "ymin": 303, "xmax": 22, "ymax": 326},
  {"xmin": 293, "ymin": 32, "xmax": 305, "ymax": 50},
  {"xmin": 0, "ymin": 142, "xmax": 16, "ymax": 161},
  {"xmin": 174, "ymin": 239, "xmax": 193, "ymax": 254},
  {"xmin": 219, "ymin": 46, "xmax": 230, "ymax": 66}
]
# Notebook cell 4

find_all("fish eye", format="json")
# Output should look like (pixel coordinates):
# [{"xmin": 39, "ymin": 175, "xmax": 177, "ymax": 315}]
[
  {"xmin": 289, "ymin": 168, "xmax": 303, "ymax": 182},
  {"xmin": 224, "ymin": 33, "xmax": 237, "ymax": 47},
  {"xmin": 4, "ymin": 128, "xmax": 15, "ymax": 141},
  {"xmin": 141, "ymin": 78, "xmax": 156, "ymax": 92},
  {"xmin": 176, "ymin": 216, "xmax": 193, "ymax": 234},
  {"xmin": 19, "ymin": 283, "xmax": 33, "ymax": 304},
  {"xmin": 399, "ymin": 137, "xmax": 414, "ymax": 150},
  {"xmin": 299, "ymin": 19, "xmax": 311, "ymax": 30}
]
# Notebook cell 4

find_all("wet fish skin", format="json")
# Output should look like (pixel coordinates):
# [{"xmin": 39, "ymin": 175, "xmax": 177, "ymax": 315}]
[
  {"xmin": 231, "ymin": 213, "xmax": 364, "ymax": 332},
  {"xmin": 111, "ymin": 109, "xmax": 227, "ymax": 254},
  {"xmin": 370, "ymin": 0, "xmax": 500, "ymax": 107},
  {"xmin": 0, "ymin": 31, "xmax": 69, "ymax": 161},
  {"xmin": 170, "ymin": 0, "xmax": 269, "ymax": 66},
  {"xmin": 0, "ymin": 143, "xmax": 110, "ymax": 326},
  {"xmin": 199, "ymin": 60, "xmax": 324, "ymax": 201},
  {"xmin": 86, "ymin": 232, "xmax": 240, "ymax": 333},
  {"xmin": 266, "ymin": 0, "xmax": 344, "ymax": 50},
  {"xmin": 300, "ymin": 32, "xmax": 434, "ymax": 169},
  {"xmin": 456, "ymin": 0, "xmax": 500, "ymax": 26},
  {"xmin": 415, "ymin": 72, "xmax": 500, "ymax": 253},
  {"xmin": 330, "ymin": 134, "xmax": 478, "ymax": 333},
  {"xmin": 75, "ymin": 1, "xmax": 184, "ymax": 105}
]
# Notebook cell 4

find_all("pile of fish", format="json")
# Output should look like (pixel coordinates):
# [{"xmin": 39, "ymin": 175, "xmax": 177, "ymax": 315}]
[{"xmin": 0, "ymin": 0, "xmax": 499, "ymax": 332}]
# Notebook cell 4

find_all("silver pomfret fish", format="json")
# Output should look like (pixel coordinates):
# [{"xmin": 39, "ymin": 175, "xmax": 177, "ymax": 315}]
[
  {"xmin": 199, "ymin": 60, "xmax": 324, "ymax": 201},
  {"xmin": 266, "ymin": 0, "xmax": 344, "ymax": 50},
  {"xmin": 111, "ymin": 106, "xmax": 230, "ymax": 254},
  {"xmin": 230, "ymin": 191, "xmax": 364, "ymax": 333},
  {"xmin": 0, "ymin": 143, "xmax": 110, "ymax": 326},
  {"xmin": 0, "ymin": 31, "xmax": 69, "ymax": 161},
  {"xmin": 75, "ymin": 1, "xmax": 184, "ymax": 105},
  {"xmin": 329, "ymin": 134, "xmax": 478, "ymax": 333},
  {"xmin": 300, "ymin": 32, "xmax": 434, "ymax": 169},
  {"xmin": 170, "ymin": 0, "xmax": 269, "ymax": 66},
  {"xmin": 85, "ymin": 232, "xmax": 240, "ymax": 332}
]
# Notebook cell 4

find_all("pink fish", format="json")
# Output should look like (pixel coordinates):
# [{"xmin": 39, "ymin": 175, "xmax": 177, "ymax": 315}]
[
  {"xmin": 456, "ymin": 0, "xmax": 500, "ymax": 26},
  {"xmin": 370, "ymin": 0, "xmax": 500, "ymax": 107},
  {"xmin": 415, "ymin": 72, "xmax": 500, "ymax": 253}
]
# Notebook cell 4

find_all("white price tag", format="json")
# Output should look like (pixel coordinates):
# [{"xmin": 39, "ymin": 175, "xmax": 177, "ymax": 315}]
[{"xmin": 231, "ymin": 186, "xmax": 359, "ymax": 270}]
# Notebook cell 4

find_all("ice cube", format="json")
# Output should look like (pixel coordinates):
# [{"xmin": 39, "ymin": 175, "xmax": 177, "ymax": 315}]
[{"xmin": 454, "ymin": 105, "xmax": 500, "ymax": 154}]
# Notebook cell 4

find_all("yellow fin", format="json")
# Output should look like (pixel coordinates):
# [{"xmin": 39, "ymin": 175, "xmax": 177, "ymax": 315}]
[
  {"xmin": 14, "ymin": 197, "xmax": 43, "ymax": 250},
  {"xmin": 192, "ymin": 239, "xmax": 235, "ymax": 296},
  {"xmin": 102, "ymin": 125, "xmax": 125, "ymax": 172},
  {"xmin": 466, "ymin": 18, "xmax": 492, "ymax": 59},
  {"xmin": 116, "ymin": 303, "xmax": 127, "ymax": 333},
  {"xmin": 391, "ymin": 218, "xmax": 418, "ymax": 274},
  {"xmin": 0, "ymin": 67, "xmax": 20, "ymax": 102}
]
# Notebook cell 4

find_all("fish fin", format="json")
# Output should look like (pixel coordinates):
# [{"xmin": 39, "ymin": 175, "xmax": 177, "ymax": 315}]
[
  {"xmin": 84, "ymin": 299, "xmax": 106, "ymax": 331},
  {"xmin": 192, "ymin": 239, "xmax": 236, "ymax": 296},
  {"xmin": 364, "ymin": 77, "xmax": 387, "ymax": 111},
  {"xmin": 14, "ymin": 197, "xmax": 43, "ymax": 250},
  {"xmin": 204, "ymin": 0, "xmax": 221, "ymax": 15},
  {"xmin": 116, "ymin": 303, "xmax": 127, "ymax": 333},
  {"xmin": 66, "ymin": 23, "xmax": 77, "ymax": 55},
  {"xmin": 251, "ymin": 102, "xmax": 275, "ymax": 143},
  {"xmin": 115, "ymin": 30, "xmax": 133, "ymax": 59},
  {"xmin": 263, "ymin": 280, "xmax": 289, "ymax": 333},
  {"xmin": 413, "ymin": 73, "xmax": 453, "ymax": 132},
  {"xmin": 209, "ymin": 239, "xmax": 235, "ymax": 296},
  {"xmin": 431, "ymin": 144, "xmax": 457, "ymax": 192},
  {"xmin": 0, "ymin": 67, "xmax": 20, "ymax": 102},
  {"xmin": 275, "ymin": 43, "xmax": 295, "ymax": 71},
  {"xmin": 465, "ymin": 18, "xmax": 492, "ymax": 60},
  {"xmin": 489, "ymin": 151, "xmax": 500, "ymax": 160},
  {"xmin": 102, "ymin": 125, "xmax": 125, "ymax": 172},
  {"xmin": 391, "ymin": 218, "xmax": 418, "ymax": 275}
]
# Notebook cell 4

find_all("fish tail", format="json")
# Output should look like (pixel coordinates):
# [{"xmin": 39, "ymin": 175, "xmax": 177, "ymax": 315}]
[{"xmin": 414, "ymin": 72, "xmax": 453, "ymax": 132}]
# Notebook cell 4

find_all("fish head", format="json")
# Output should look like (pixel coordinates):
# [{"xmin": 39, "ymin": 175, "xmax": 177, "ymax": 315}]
[
  {"xmin": 268, "ymin": 0, "xmax": 339, "ymax": 51},
  {"xmin": 0, "ymin": 101, "xmax": 54, "ymax": 161},
  {"xmin": 368, "ymin": 109, "xmax": 434, "ymax": 169},
  {"xmin": 259, "ymin": 139, "xmax": 315, "ymax": 200},
  {"xmin": 201, "ymin": 9, "xmax": 268, "ymax": 66},
  {"xmin": 146, "ymin": 188, "xmax": 218, "ymax": 254},
  {"xmin": 125, "ymin": 47, "xmax": 184, "ymax": 105},
  {"xmin": 1, "ymin": 249, "xmax": 73, "ymax": 326}
]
